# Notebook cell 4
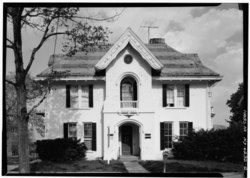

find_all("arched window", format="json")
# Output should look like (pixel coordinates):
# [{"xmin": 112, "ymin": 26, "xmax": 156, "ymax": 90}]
[{"xmin": 120, "ymin": 76, "xmax": 137, "ymax": 108}]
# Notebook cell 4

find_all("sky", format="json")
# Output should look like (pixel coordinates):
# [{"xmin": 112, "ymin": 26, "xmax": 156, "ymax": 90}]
[{"xmin": 6, "ymin": 4, "xmax": 243, "ymax": 126}]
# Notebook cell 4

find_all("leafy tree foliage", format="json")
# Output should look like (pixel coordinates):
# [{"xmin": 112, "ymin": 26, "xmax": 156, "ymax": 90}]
[{"xmin": 226, "ymin": 83, "xmax": 244, "ymax": 125}]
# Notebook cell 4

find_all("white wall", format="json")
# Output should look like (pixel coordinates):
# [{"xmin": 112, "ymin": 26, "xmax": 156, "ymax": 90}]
[
  {"xmin": 45, "ymin": 80, "xmax": 105, "ymax": 159},
  {"xmin": 45, "ymin": 44, "xmax": 213, "ymax": 160}
]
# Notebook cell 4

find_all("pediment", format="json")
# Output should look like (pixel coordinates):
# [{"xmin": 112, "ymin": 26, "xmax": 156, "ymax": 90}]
[{"xmin": 95, "ymin": 28, "xmax": 163, "ymax": 70}]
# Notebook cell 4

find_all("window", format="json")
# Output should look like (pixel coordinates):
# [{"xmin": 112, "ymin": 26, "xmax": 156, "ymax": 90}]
[
  {"xmin": 163, "ymin": 84, "xmax": 189, "ymax": 107},
  {"xmin": 121, "ymin": 82, "xmax": 133, "ymax": 101},
  {"xmin": 124, "ymin": 54, "xmax": 133, "ymax": 64},
  {"xmin": 166, "ymin": 85, "xmax": 174, "ymax": 107},
  {"xmin": 70, "ymin": 86, "xmax": 79, "ymax": 108},
  {"xmin": 179, "ymin": 122, "xmax": 193, "ymax": 141},
  {"xmin": 177, "ymin": 85, "xmax": 185, "ymax": 107},
  {"xmin": 160, "ymin": 122, "xmax": 173, "ymax": 149},
  {"xmin": 66, "ymin": 85, "xmax": 93, "ymax": 109},
  {"xmin": 120, "ymin": 76, "xmax": 137, "ymax": 108},
  {"xmin": 64, "ymin": 123, "xmax": 77, "ymax": 139},
  {"xmin": 81, "ymin": 86, "xmax": 89, "ymax": 108},
  {"xmin": 84, "ymin": 122, "xmax": 96, "ymax": 151},
  {"xmin": 179, "ymin": 122, "xmax": 188, "ymax": 140}
]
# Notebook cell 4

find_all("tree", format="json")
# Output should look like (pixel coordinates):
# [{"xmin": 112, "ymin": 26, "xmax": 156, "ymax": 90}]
[
  {"xmin": 226, "ymin": 83, "xmax": 244, "ymax": 125},
  {"xmin": 5, "ymin": 6, "xmax": 122, "ymax": 173},
  {"xmin": 6, "ymin": 73, "xmax": 45, "ymax": 140}
]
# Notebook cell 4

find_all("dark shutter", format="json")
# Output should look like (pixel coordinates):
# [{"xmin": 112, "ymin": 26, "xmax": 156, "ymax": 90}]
[
  {"xmin": 188, "ymin": 122, "xmax": 193, "ymax": 134},
  {"xmin": 133, "ymin": 82, "xmax": 137, "ymax": 100},
  {"xmin": 185, "ymin": 84, "xmax": 190, "ymax": 107},
  {"xmin": 89, "ymin": 85, "xmax": 93, "ymax": 108},
  {"xmin": 66, "ymin": 85, "xmax": 71, "ymax": 108},
  {"xmin": 63, "ymin": 123, "xmax": 68, "ymax": 138},
  {"xmin": 92, "ymin": 123, "xmax": 96, "ymax": 151},
  {"xmin": 160, "ymin": 122, "xmax": 164, "ymax": 150},
  {"xmin": 163, "ymin": 84, "xmax": 167, "ymax": 107}
]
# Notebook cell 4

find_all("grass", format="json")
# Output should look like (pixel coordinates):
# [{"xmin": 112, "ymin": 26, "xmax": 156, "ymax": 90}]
[
  {"xmin": 12, "ymin": 159, "xmax": 127, "ymax": 173},
  {"xmin": 7, "ymin": 156, "xmax": 37, "ymax": 165},
  {"xmin": 139, "ymin": 160, "xmax": 244, "ymax": 173}
]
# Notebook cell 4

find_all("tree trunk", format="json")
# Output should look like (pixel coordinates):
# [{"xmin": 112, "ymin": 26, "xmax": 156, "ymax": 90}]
[
  {"xmin": 10, "ymin": 7, "xmax": 30, "ymax": 173},
  {"xmin": 16, "ymin": 83, "xmax": 30, "ymax": 173}
]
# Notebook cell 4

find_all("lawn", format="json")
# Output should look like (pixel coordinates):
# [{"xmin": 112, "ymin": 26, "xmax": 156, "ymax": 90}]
[
  {"xmin": 12, "ymin": 159, "xmax": 127, "ymax": 173},
  {"xmin": 7, "ymin": 156, "xmax": 36, "ymax": 165},
  {"xmin": 139, "ymin": 160, "xmax": 244, "ymax": 173}
]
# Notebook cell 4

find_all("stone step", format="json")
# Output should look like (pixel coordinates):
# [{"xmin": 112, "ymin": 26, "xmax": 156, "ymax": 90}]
[{"xmin": 119, "ymin": 155, "xmax": 139, "ymax": 162}]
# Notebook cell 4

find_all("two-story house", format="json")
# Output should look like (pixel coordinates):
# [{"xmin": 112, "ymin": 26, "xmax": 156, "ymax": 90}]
[{"xmin": 37, "ymin": 28, "xmax": 222, "ymax": 160}]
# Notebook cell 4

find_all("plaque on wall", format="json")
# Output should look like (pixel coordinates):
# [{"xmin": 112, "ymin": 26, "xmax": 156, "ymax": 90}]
[{"xmin": 145, "ymin": 133, "xmax": 151, "ymax": 139}]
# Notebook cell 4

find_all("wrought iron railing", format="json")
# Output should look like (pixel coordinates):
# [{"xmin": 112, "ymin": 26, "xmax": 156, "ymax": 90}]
[{"xmin": 120, "ymin": 101, "xmax": 138, "ymax": 108}]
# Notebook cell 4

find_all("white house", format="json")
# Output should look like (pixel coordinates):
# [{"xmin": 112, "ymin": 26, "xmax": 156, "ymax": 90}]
[{"xmin": 37, "ymin": 28, "xmax": 222, "ymax": 160}]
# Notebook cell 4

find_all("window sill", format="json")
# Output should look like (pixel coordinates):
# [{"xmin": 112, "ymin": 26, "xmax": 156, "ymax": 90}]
[
  {"xmin": 86, "ymin": 150, "xmax": 95, "ymax": 153},
  {"xmin": 164, "ymin": 107, "xmax": 187, "ymax": 109},
  {"xmin": 67, "ymin": 108, "xmax": 92, "ymax": 110}
]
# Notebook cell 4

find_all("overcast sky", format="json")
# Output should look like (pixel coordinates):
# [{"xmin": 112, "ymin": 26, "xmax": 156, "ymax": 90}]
[{"xmin": 6, "ymin": 4, "xmax": 243, "ymax": 126}]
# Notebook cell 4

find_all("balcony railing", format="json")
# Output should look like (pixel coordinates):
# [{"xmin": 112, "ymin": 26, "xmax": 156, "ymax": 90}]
[{"xmin": 120, "ymin": 101, "xmax": 138, "ymax": 108}]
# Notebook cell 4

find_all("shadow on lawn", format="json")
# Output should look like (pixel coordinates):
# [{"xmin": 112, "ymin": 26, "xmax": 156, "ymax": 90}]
[
  {"xmin": 26, "ymin": 159, "xmax": 127, "ymax": 173},
  {"xmin": 139, "ymin": 160, "xmax": 244, "ymax": 173}
]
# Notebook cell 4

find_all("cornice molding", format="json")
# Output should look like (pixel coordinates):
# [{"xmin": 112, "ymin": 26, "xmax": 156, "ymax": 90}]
[{"xmin": 95, "ymin": 27, "xmax": 163, "ymax": 70}]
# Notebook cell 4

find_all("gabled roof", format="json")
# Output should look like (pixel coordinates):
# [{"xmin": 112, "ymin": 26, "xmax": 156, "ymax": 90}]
[
  {"xmin": 37, "ymin": 28, "xmax": 222, "ymax": 80},
  {"xmin": 95, "ymin": 28, "xmax": 164, "ymax": 70}
]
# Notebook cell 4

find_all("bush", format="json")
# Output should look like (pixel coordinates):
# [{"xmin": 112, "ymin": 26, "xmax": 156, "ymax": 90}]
[
  {"xmin": 36, "ymin": 138, "xmax": 87, "ymax": 161},
  {"xmin": 172, "ymin": 124, "xmax": 243, "ymax": 163}
]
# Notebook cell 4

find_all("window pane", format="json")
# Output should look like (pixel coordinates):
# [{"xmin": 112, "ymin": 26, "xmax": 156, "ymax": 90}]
[
  {"xmin": 166, "ymin": 85, "xmax": 174, "ymax": 106},
  {"xmin": 68, "ymin": 123, "xmax": 77, "ymax": 138},
  {"xmin": 163, "ymin": 122, "xmax": 172, "ymax": 148},
  {"xmin": 122, "ymin": 83, "xmax": 133, "ymax": 101},
  {"xmin": 84, "ymin": 123, "xmax": 92, "ymax": 137},
  {"xmin": 179, "ymin": 122, "xmax": 188, "ymax": 139},
  {"xmin": 84, "ymin": 123, "xmax": 92, "ymax": 150},
  {"xmin": 81, "ymin": 86, "xmax": 89, "ymax": 108},
  {"xmin": 71, "ymin": 86, "xmax": 79, "ymax": 108},
  {"xmin": 177, "ymin": 85, "xmax": 185, "ymax": 107},
  {"xmin": 85, "ymin": 140, "xmax": 92, "ymax": 150}
]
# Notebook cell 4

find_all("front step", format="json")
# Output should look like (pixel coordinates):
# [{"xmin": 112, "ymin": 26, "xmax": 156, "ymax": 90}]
[{"xmin": 119, "ymin": 155, "xmax": 139, "ymax": 162}]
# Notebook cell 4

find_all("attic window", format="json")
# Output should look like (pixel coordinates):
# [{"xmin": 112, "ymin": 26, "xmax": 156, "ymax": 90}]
[{"xmin": 124, "ymin": 54, "xmax": 133, "ymax": 64}]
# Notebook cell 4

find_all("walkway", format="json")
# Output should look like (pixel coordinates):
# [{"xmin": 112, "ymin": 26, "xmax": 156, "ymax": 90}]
[{"xmin": 122, "ymin": 161, "xmax": 149, "ymax": 173}]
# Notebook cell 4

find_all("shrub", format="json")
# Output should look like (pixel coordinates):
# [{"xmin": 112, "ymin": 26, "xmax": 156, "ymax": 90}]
[
  {"xmin": 172, "ymin": 124, "xmax": 243, "ymax": 163},
  {"xmin": 36, "ymin": 138, "xmax": 87, "ymax": 161}
]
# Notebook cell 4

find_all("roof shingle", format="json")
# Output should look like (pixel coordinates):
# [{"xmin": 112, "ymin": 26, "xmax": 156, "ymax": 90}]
[{"xmin": 37, "ymin": 43, "xmax": 221, "ymax": 78}]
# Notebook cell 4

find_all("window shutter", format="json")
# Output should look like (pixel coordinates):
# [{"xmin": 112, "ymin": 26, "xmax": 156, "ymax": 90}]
[
  {"xmin": 163, "ymin": 84, "xmax": 167, "ymax": 107},
  {"xmin": 89, "ymin": 85, "xmax": 93, "ymax": 108},
  {"xmin": 188, "ymin": 122, "xmax": 193, "ymax": 134},
  {"xmin": 133, "ymin": 82, "xmax": 137, "ymax": 100},
  {"xmin": 92, "ymin": 123, "xmax": 96, "ymax": 151},
  {"xmin": 66, "ymin": 85, "xmax": 71, "ymax": 108},
  {"xmin": 160, "ymin": 122, "xmax": 164, "ymax": 150},
  {"xmin": 63, "ymin": 123, "xmax": 68, "ymax": 139},
  {"xmin": 185, "ymin": 84, "xmax": 190, "ymax": 107}
]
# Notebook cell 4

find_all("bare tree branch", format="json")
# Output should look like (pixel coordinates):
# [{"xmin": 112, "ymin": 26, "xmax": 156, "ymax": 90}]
[
  {"xmin": 7, "ymin": 45, "xmax": 14, "ymax": 49},
  {"xmin": 45, "ymin": 32, "xmax": 67, "ymax": 39},
  {"xmin": 5, "ymin": 79, "xmax": 16, "ymax": 87},
  {"xmin": 27, "ymin": 90, "xmax": 48, "ymax": 116},
  {"xmin": 25, "ymin": 18, "xmax": 53, "ymax": 74},
  {"xmin": 7, "ymin": 38, "xmax": 14, "ymax": 45},
  {"xmin": 71, "ymin": 9, "xmax": 125, "ymax": 22}
]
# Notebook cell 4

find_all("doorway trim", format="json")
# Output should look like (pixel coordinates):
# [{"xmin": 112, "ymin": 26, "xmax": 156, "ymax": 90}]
[{"xmin": 116, "ymin": 119, "xmax": 143, "ymax": 157}]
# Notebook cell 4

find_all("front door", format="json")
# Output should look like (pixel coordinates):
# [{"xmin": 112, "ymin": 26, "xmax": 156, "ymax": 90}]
[{"xmin": 121, "ymin": 125, "xmax": 133, "ymax": 155}]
